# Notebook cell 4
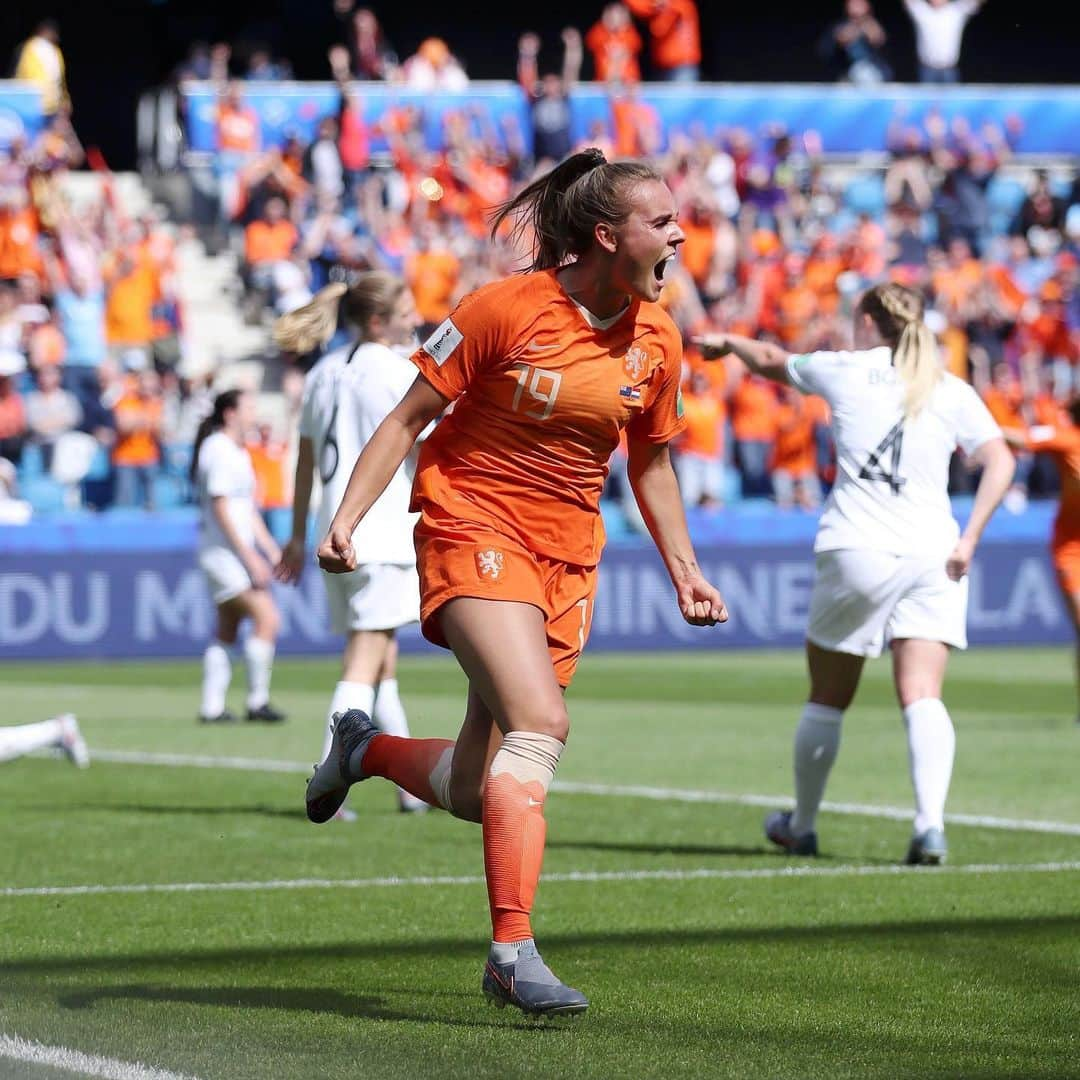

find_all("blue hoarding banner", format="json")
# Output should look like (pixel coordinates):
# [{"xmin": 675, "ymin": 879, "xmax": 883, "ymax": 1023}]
[
  {"xmin": 180, "ymin": 80, "xmax": 1080, "ymax": 157},
  {"xmin": 0, "ymin": 542, "xmax": 1068, "ymax": 660},
  {"xmin": 0, "ymin": 82, "xmax": 45, "ymax": 150}
]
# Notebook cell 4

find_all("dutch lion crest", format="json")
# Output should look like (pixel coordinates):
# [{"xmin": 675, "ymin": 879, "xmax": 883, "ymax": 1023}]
[
  {"xmin": 623, "ymin": 346, "xmax": 648, "ymax": 381},
  {"xmin": 475, "ymin": 548, "xmax": 505, "ymax": 580}
]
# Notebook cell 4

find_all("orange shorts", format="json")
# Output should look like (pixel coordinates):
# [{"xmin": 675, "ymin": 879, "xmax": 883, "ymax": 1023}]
[
  {"xmin": 414, "ymin": 512, "xmax": 598, "ymax": 687},
  {"xmin": 1052, "ymin": 537, "xmax": 1080, "ymax": 596}
]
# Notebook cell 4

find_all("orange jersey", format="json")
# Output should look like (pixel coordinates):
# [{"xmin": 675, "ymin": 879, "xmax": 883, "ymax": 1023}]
[
  {"xmin": 982, "ymin": 386, "xmax": 1024, "ymax": 429},
  {"xmin": 771, "ymin": 400, "xmax": 817, "ymax": 476},
  {"xmin": 1027, "ymin": 425, "xmax": 1080, "ymax": 542},
  {"xmin": 678, "ymin": 217, "xmax": 714, "ymax": 286},
  {"xmin": 407, "ymin": 250, "xmax": 461, "ymax": 324},
  {"xmin": 216, "ymin": 104, "xmax": 260, "ymax": 152},
  {"xmin": 730, "ymin": 375, "xmax": 777, "ymax": 442},
  {"xmin": 0, "ymin": 208, "xmax": 42, "ymax": 280},
  {"xmin": 244, "ymin": 220, "xmax": 297, "ymax": 265},
  {"xmin": 105, "ymin": 257, "xmax": 160, "ymax": 346},
  {"xmin": 112, "ymin": 394, "xmax": 162, "ymax": 467},
  {"xmin": 410, "ymin": 270, "xmax": 686, "ymax": 566},
  {"xmin": 625, "ymin": 0, "xmax": 701, "ymax": 69},
  {"xmin": 247, "ymin": 440, "xmax": 291, "ymax": 510},
  {"xmin": 585, "ymin": 22, "xmax": 643, "ymax": 83},
  {"xmin": 678, "ymin": 390, "xmax": 724, "ymax": 458}
]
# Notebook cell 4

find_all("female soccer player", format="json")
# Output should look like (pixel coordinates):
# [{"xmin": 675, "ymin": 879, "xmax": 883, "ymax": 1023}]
[
  {"xmin": 695, "ymin": 283, "xmax": 1014, "ymax": 866},
  {"xmin": 1002, "ymin": 399, "xmax": 1080, "ymax": 723},
  {"xmin": 307, "ymin": 148, "xmax": 727, "ymax": 1017},
  {"xmin": 192, "ymin": 389, "xmax": 286, "ymax": 725},
  {"xmin": 274, "ymin": 274, "xmax": 428, "ymax": 814}
]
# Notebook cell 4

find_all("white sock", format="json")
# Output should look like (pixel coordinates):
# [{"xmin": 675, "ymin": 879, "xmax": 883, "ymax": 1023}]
[
  {"xmin": 201, "ymin": 642, "xmax": 232, "ymax": 718},
  {"xmin": 323, "ymin": 681, "xmax": 375, "ymax": 761},
  {"xmin": 373, "ymin": 678, "xmax": 426, "ymax": 811},
  {"xmin": 790, "ymin": 702, "xmax": 844, "ymax": 836},
  {"xmin": 244, "ymin": 637, "xmax": 275, "ymax": 710},
  {"xmin": 903, "ymin": 698, "xmax": 955, "ymax": 834},
  {"xmin": 0, "ymin": 718, "xmax": 64, "ymax": 763},
  {"xmin": 490, "ymin": 937, "xmax": 533, "ymax": 962}
]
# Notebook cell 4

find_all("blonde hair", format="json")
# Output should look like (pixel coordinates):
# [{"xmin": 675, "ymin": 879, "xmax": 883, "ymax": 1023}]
[
  {"xmin": 272, "ymin": 272, "xmax": 408, "ymax": 355},
  {"xmin": 857, "ymin": 283, "xmax": 941, "ymax": 419},
  {"xmin": 273, "ymin": 282, "xmax": 347, "ymax": 355}
]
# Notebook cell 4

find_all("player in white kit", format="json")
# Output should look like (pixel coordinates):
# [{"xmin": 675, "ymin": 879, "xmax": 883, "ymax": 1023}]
[
  {"xmin": 274, "ymin": 274, "xmax": 429, "ymax": 814},
  {"xmin": 696, "ymin": 283, "xmax": 1015, "ymax": 864},
  {"xmin": 192, "ymin": 389, "xmax": 286, "ymax": 725}
]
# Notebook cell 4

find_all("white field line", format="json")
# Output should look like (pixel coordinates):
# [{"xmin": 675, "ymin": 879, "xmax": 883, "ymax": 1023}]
[
  {"xmin": 0, "ymin": 1033, "xmax": 198, "ymax": 1080},
  {"xmin": 89, "ymin": 749, "xmax": 1080, "ymax": 837},
  {"xmin": 3, "ymin": 861, "xmax": 1080, "ymax": 900}
]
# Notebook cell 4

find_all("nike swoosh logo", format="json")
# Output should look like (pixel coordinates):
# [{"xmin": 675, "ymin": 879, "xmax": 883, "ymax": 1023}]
[
  {"xmin": 524, "ymin": 338, "xmax": 561, "ymax": 354},
  {"xmin": 527, "ymin": 796, "xmax": 543, "ymax": 807}
]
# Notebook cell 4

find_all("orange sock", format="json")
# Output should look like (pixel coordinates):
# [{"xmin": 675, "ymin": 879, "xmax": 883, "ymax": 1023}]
[
  {"xmin": 483, "ymin": 772, "xmax": 549, "ymax": 942},
  {"xmin": 360, "ymin": 734, "xmax": 455, "ymax": 810}
]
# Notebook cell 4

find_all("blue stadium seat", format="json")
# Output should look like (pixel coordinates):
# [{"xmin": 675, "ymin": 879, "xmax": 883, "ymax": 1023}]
[
  {"xmin": 84, "ymin": 445, "xmax": 111, "ymax": 482},
  {"xmin": 18, "ymin": 444, "xmax": 44, "ymax": 481},
  {"xmin": 265, "ymin": 507, "xmax": 292, "ymax": 546},
  {"xmin": 986, "ymin": 176, "xmax": 1027, "ymax": 217},
  {"xmin": 20, "ymin": 476, "xmax": 67, "ymax": 514},
  {"xmin": 722, "ymin": 465, "xmax": 743, "ymax": 504},
  {"xmin": 163, "ymin": 443, "xmax": 193, "ymax": 479},
  {"xmin": 844, "ymin": 175, "xmax": 886, "ymax": 217},
  {"xmin": 152, "ymin": 473, "xmax": 185, "ymax": 510},
  {"xmin": 826, "ymin": 209, "xmax": 858, "ymax": 236}
]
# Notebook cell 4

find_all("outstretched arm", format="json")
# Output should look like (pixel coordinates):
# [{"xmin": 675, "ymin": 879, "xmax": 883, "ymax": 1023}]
[
  {"xmin": 627, "ymin": 439, "xmax": 728, "ymax": 626},
  {"xmin": 317, "ymin": 376, "xmax": 447, "ymax": 573},
  {"xmin": 274, "ymin": 436, "xmax": 314, "ymax": 584},
  {"xmin": 693, "ymin": 332, "xmax": 792, "ymax": 384}
]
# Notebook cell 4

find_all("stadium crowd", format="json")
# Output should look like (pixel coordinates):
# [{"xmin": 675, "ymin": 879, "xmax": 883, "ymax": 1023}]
[{"xmin": 3, "ymin": 2, "xmax": 1080, "ymax": 526}]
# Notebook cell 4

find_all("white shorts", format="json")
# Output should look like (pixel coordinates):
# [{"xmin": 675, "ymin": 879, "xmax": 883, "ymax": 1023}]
[
  {"xmin": 199, "ymin": 546, "xmax": 253, "ymax": 605},
  {"xmin": 806, "ymin": 549, "xmax": 968, "ymax": 658},
  {"xmin": 323, "ymin": 562, "xmax": 420, "ymax": 635}
]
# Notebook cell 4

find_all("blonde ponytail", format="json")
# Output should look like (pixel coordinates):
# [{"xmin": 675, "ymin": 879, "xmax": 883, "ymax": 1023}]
[
  {"xmin": 272, "ymin": 282, "xmax": 347, "ymax": 354},
  {"xmin": 892, "ymin": 319, "xmax": 941, "ymax": 419},
  {"xmin": 857, "ymin": 283, "xmax": 942, "ymax": 419}
]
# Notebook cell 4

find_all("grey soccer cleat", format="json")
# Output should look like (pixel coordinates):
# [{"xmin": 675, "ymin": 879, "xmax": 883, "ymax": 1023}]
[
  {"xmin": 483, "ymin": 941, "xmax": 588, "ymax": 1018},
  {"xmin": 305, "ymin": 709, "xmax": 380, "ymax": 824},
  {"xmin": 905, "ymin": 827, "xmax": 947, "ymax": 866},
  {"xmin": 57, "ymin": 715, "xmax": 90, "ymax": 769},
  {"xmin": 764, "ymin": 810, "xmax": 818, "ymax": 856}
]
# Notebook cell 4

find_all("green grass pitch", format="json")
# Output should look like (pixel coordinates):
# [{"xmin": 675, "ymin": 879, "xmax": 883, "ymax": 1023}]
[{"xmin": 1, "ymin": 647, "xmax": 1078, "ymax": 1079}]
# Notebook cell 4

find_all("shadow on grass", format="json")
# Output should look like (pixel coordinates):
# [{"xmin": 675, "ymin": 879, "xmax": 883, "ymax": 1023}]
[
  {"xmin": 56, "ymin": 984, "xmax": 546, "ymax": 1031},
  {"xmin": 547, "ymin": 839, "xmax": 771, "ymax": 858},
  {"xmin": 10, "ymin": 914, "xmax": 1079, "ymax": 979},
  {"xmin": 545, "ymin": 838, "xmax": 901, "ymax": 865}
]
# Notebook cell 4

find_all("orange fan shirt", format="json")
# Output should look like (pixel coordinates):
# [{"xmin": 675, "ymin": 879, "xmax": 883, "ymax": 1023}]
[
  {"xmin": 244, "ymin": 220, "xmax": 298, "ymax": 265},
  {"xmin": 112, "ymin": 393, "xmax": 162, "ymax": 467},
  {"xmin": 678, "ymin": 390, "xmax": 724, "ymax": 458},
  {"xmin": 982, "ymin": 385, "xmax": 1024, "ymax": 430},
  {"xmin": 408, "ymin": 250, "xmax": 461, "ymax": 325},
  {"xmin": 216, "ymin": 104, "xmax": 260, "ymax": 153},
  {"xmin": 625, "ymin": 0, "xmax": 701, "ymax": 70},
  {"xmin": 0, "ymin": 208, "xmax": 42, "ymax": 280},
  {"xmin": 410, "ymin": 270, "xmax": 686, "ymax": 566},
  {"xmin": 678, "ymin": 216, "xmax": 715, "ymax": 287},
  {"xmin": 585, "ymin": 22, "xmax": 643, "ymax": 83},
  {"xmin": 247, "ymin": 440, "xmax": 290, "ymax": 510},
  {"xmin": 771, "ymin": 400, "xmax": 817, "ymax": 476},
  {"xmin": 1026, "ymin": 425, "xmax": 1080, "ymax": 543},
  {"xmin": 105, "ymin": 257, "xmax": 160, "ymax": 346},
  {"xmin": 730, "ymin": 375, "xmax": 777, "ymax": 442}
]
